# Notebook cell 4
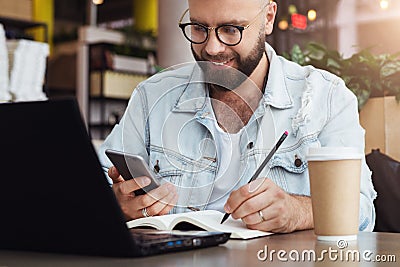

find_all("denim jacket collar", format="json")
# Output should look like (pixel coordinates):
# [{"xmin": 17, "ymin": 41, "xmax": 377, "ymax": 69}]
[
  {"xmin": 172, "ymin": 64, "xmax": 208, "ymax": 113},
  {"xmin": 263, "ymin": 43, "xmax": 294, "ymax": 109}
]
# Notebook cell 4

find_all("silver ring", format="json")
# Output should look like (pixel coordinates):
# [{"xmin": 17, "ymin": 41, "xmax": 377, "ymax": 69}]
[
  {"xmin": 142, "ymin": 207, "xmax": 151, "ymax": 217},
  {"xmin": 258, "ymin": 210, "xmax": 266, "ymax": 223}
]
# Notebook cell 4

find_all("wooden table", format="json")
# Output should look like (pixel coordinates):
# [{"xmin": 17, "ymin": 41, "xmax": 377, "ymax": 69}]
[{"xmin": 0, "ymin": 230, "xmax": 398, "ymax": 266}]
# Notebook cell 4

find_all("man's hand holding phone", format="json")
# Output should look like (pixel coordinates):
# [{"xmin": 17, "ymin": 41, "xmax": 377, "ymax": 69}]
[{"xmin": 106, "ymin": 150, "xmax": 178, "ymax": 220}]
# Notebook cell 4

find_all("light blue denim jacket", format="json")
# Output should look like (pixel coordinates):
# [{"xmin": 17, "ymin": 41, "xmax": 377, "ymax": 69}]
[{"xmin": 98, "ymin": 44, "xmax": 377, "ymax": 231}]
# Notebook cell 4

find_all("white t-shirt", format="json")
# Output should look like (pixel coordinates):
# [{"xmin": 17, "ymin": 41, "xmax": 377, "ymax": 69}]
[{"xmin": 206, "ymin": 117, "xmax": 243, "ymax": 212}]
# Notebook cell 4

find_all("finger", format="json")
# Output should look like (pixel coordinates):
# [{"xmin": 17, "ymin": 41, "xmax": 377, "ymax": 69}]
[
  {"xmin": 230, "ymin": 191, "xmax": 274, "ymax": 220},
  {"xmin": 136, "ymin": 183, "xmax": 176, "ymax": 210},
  {"xmin": 146, "ymin": 190, "xmax": 178, "ymax": 216},
  {"xmin": 248, "ymin": 178, "xmax": 267, "ymax": 193},
  {"xmin": 124, "ymin": 183, "xmax": 176, "ymax": 219},
  {"xmin": 108, "ymin": 166, "xmax": 124, "ymax": 183},
  {"xmin": 242, "ymin": 207, "xmax": 279, "ymax": 226},
  {"xmin": 224, "ymin": 178, "xmax": 271, "ymax": 214},
  {"xmin": 117, "ymin": 176, "xmax": 151, "ymax": 195},
  {"xmin": 146, "ymin": 190, "xmax": 176, "ymax": 216},
  {"xmin": 133, "ymin": 183, "xmax": 176, "ymax": 218},
  {"xmin": 158, "ymin": 193, "xmax": 179, "ymax": 215},
  {"xmin": 247, "ymin": 217, "xmax": 286, "ymax": 233}
]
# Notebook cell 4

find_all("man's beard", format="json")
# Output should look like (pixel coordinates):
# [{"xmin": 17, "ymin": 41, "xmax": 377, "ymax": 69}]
[{"xmin": 191, "ymin": 31, "xmax": 265, "ymax": 91}]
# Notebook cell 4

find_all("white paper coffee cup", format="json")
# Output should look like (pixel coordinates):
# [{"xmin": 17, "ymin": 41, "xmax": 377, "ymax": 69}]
[{"xmin": 306, "ymin": 147, "xmax": 363, "ymax": 241}]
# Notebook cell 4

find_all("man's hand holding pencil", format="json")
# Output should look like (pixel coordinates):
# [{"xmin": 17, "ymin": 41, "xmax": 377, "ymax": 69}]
[
  {"xmin": 221, "ymin": 131, "xmax": 314, "ymax": 233},
  {"xmin": 223, "ymin": 177, "xmax": 314, "ymax": 233}
]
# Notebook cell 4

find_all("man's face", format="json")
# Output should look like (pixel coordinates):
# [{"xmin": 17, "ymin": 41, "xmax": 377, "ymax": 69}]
[{"xmin": 187, "ymin": 0, "xmax": 269, "ymax": 89}]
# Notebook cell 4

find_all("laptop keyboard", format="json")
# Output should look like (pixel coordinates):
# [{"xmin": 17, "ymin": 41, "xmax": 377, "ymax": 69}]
[
  {"xmin": 130, "ymin": 229, "xmax": 189, "ymax": 243},
  {"xmin": 128, "ymin": 228, "xmax": 230, "ymax": 256}
]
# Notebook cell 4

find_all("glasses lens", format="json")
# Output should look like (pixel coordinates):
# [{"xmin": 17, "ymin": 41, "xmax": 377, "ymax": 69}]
[
  {"xmin": 183, "ymin": 24, "xmax": 208, "ymax": 44},
  {"xmin": 217, "ymin": 25, "xmax": 241, "ymax": 45}
]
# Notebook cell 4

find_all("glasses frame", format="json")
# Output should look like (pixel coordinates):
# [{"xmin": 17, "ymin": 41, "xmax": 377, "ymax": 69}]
[{"xmin": 178, "ymin": 2, "xmax": 270, "ymax": 46}]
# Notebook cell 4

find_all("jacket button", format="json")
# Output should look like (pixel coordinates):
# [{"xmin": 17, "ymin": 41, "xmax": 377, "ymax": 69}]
[
  {"xmin": 294, "ymin": 155, "xmax": 302, "ymax": 167},
  {"xmin": 247, "ymin": 142, "xmax": 254, "ymax": 149},
  {"xmin": 154, "ymin": 160, "xmax": 160, "ymax": 173}
]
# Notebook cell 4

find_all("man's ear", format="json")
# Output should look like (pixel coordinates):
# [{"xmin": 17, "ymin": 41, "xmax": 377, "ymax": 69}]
[{"xmin": 265, "ymin": 1, "xmax": 277, "ymax": 35}]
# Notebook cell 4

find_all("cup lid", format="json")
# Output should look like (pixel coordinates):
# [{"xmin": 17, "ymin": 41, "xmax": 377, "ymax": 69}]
[{"xmin": 306, "ymin": 147, "xmax": 364, "ymax": 161}]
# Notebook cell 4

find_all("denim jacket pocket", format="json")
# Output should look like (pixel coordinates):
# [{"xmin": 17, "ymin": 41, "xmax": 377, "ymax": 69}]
[
  {"xmin": 267, "ymin": 136, "xmax": 320, "ymax": 195},
  {"xmin": 149, "ymin": 145, "xmax": 218, "ymax": 213},
  {"xmin": 157, "ymin": 169, "xmax": 183, "ymax": 185}
]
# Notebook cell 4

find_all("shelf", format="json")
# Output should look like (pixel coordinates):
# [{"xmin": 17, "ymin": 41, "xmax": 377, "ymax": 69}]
[
  {"xmin": 90, "ymin": 70, "xmax": 147, "ymax": 100},
  {"xmin": 76, "ymin": 26, "xmax": 155, "ymax": 140},
  {"xmin": 0, "ymin": 16, "xmax": 46, "ymax": 30},
  {"xmin": 78, "ymin": 26, "xmax": 125, "ymax": 45},
  {"xmin": 0, "ymin": 16, "xmax": 48, "ymax": 42}
]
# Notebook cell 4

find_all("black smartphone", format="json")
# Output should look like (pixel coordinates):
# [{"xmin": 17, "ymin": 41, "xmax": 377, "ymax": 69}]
[{"xmin": 105, "ymin": 149, "xmax": 160, "ymax": 195}]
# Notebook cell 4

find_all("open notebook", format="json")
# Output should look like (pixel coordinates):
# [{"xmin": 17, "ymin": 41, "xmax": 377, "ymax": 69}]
[{"xmin": 127, "ymin": 210, "xmax": 273, "ymax": 239}]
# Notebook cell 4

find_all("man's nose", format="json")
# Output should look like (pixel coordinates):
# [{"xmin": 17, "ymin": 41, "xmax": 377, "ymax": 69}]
[{"xmin": 204, "ymin": 30, "xmax": 226, "ymax": 56}]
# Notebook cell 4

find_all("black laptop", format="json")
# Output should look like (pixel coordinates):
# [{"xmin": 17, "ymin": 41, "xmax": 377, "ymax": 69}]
[{"xmin": 0, "ymin": 98, "xmax": 230, "ymax": 257}]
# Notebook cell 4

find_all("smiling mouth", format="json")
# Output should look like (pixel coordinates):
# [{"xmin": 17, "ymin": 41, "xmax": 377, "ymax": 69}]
[
  {"xmin": 212, "ymin": 61, "xmax": 228, "ymax": 66},
  {"xmin": 211, "ymin": 59, "xmax": 233, "ymax": 66}
]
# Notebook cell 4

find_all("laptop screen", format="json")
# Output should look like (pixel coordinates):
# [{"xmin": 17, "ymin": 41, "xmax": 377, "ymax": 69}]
[
  {"xmin": 0, "ymin": 98, "xmax": 230, "ymax": 257},
  {"xmin": 0, "ymin": 99, "xmax": 138, "ymax": 256}
]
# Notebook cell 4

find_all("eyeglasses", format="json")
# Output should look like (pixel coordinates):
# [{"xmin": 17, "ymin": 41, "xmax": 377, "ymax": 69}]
[{"xmin": 178, "ymin": 3, "xmax": 270, "ymax": 46}]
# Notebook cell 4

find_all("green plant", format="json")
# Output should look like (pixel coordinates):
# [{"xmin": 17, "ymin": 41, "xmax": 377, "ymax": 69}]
[
  {"xmin": 113, "ymin": 26, "xmax": 157, "ymax": 58},
  {"xmin": 284, "ymin": 43, "xmax": 400, "ymax": 110}
]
